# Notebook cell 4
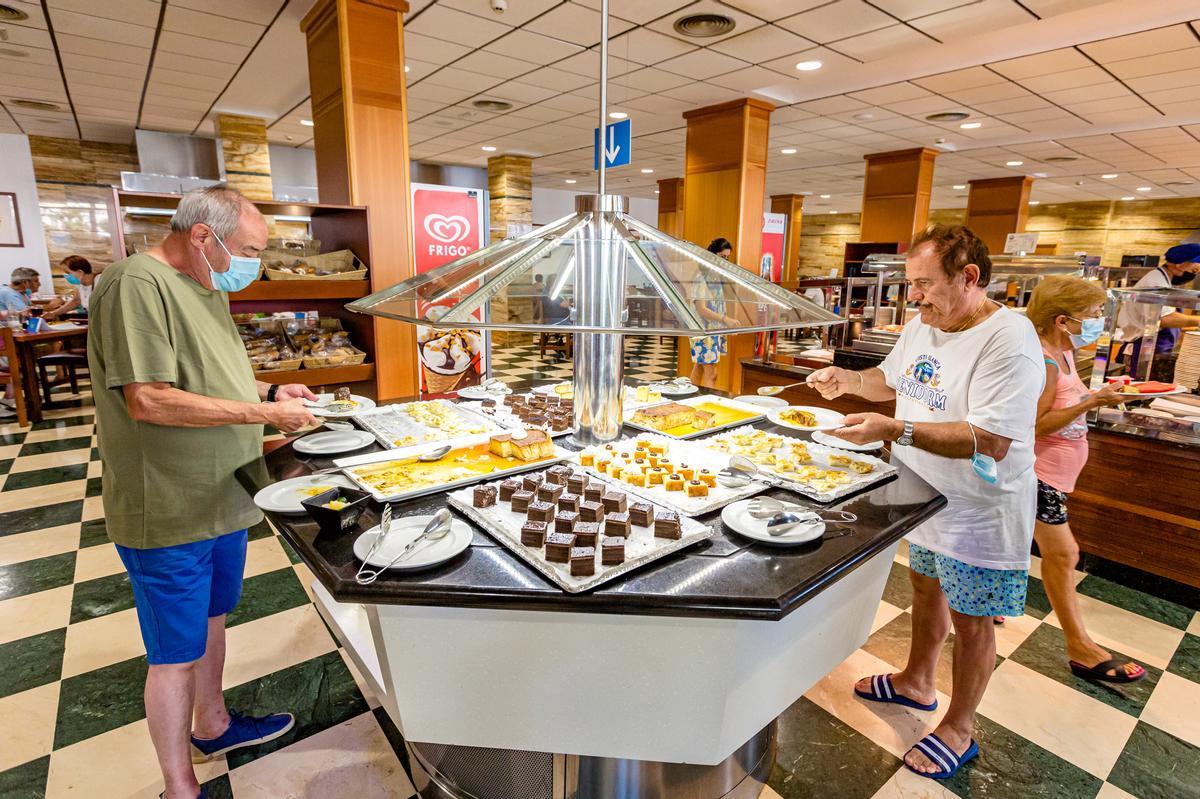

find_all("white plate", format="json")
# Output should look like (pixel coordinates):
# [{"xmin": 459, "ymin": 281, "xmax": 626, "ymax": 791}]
[
  {"xmin": 811, "ymin": 430, "xmax": 883, "ymax": 452},
  {"xmin": 767, "ymin": 405, "xmax": 845, "ymax": 432},
  {"xmin": 353, "ymin": 516, "xmax": 473, "ymax": 571},
  {"xmin": 253, "ymin": 473, "xmax": 357, "ymax": 514},
  {"xmin": 457, "ymin": 385, "xmax": 510, "ymax": 400},
  {"xmin": 293, "ymin": 429, "xmax": 376, "ymax": 456},
  {"xmin": 721, "ymin": 500, "xmax": 824, "ymax": 546},
  {"xmin": 735, "ymin": 395, "xmax": 788, "ymax": 409},
  {"xmin": 657, "ymin": 383, "xmax": 699, "ymax": 396},
  {"xmin": 624, "ymin": 394, "xmax": 767, "ymax": 440},
  {"xmin": 307, "ymin": 394, "xmax": 376, "ymax": 418}
]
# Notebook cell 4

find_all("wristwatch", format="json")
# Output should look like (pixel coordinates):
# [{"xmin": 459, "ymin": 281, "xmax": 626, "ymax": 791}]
[
  {"xmin": 896, "ymin": 420, "xmax": 915, "ymax": 446},
  {"xmin": 266, "ymin": 384, "xmax": 279, "ymax": 403}
]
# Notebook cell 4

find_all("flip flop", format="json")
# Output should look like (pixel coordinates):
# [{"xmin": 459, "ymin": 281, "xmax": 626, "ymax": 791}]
[
  {"xmin": 905, "ymin": 733, "xmax": 979, "ymax": 780},
  {"xmin": 1069, "ymin": 658, "xmax": 1146, "ymax": 684},
  {"xmin": 854, "ymin": 673, "xmax": 938, "ymax": 711}
]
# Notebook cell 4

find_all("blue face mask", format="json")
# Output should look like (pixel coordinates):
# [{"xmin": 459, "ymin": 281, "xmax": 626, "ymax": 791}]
[
  {"xmin": 23, "ymin": 288, "xmax": 32, "ymax": 298},
  {"xmin": 967, "ymin": 423, "xmax": 999, "ymax": 484},
  {"xmin": 1067, "ymin": 316, "xmax": 1105, "ymax": 349},
  {"xmin": 64, "ymin": 274, "xmax": 82, "ymax": 286},
  {"xmin": 200, "ymin": 230, "xmax": 260, "ymax": 293}
]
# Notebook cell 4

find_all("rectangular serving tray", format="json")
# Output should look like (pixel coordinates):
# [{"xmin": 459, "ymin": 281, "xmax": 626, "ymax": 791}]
[
  {"xmin": 353, "ymin": 400, "xmax": 503, "ymax": 449},
  {"xmin": 623, "ymin": 394, "xmax": 766, "ymax": 440}
]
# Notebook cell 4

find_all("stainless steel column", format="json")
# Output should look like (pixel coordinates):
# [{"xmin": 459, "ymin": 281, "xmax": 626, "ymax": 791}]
[{"xmin": 571, "ymin": 194, "xmax": 628, "ymax": 447}]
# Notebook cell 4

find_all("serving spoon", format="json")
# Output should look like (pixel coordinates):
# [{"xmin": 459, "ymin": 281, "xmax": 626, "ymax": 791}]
[
  {"xmin": 748, "ymin": 496, "xmax": 857, "ymax": 524},
  {"xmin": 756, "ymin": 382, "xmax": 807, "ymax": 396},
  {"xmin": 357, "ymin": 509, "xmax": 452, "ymax": 584},
  {"xmin": 306, "ymin": 443, "xmax": 452, "ymax": 476}
]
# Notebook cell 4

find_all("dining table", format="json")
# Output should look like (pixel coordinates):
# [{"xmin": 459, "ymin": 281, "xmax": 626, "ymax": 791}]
[{"xmin": 10, "ymin": 322, "xmax": 89, "ymax": 423}]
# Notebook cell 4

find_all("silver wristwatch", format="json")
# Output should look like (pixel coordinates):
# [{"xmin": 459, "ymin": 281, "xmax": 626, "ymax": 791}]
[{"xmin": 896, "ymin": 421, "xmax": 915, "ymax": 446}]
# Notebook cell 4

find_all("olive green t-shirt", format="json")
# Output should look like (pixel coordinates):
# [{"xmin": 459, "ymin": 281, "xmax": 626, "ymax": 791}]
[{"xmin": 88, "ymin": 253, "xmax": 264, "ymax": 549}]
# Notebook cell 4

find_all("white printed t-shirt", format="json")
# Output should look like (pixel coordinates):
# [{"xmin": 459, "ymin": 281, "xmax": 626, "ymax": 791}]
[{"xmin": 879, "ymin": 305, "xmax": 1044, "ymax": 570}]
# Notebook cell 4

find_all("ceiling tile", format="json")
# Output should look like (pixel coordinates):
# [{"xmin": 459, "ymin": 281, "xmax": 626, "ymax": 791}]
[
  {"xmin": 655, "ymin": 48, "xmax": 750, "ymax": 80},
  {"xmin": 55, "ymin": 35, "xmax": 150, "ymax": 66},
  {"xmin": 403, "ymin": 32, "xmax": 474, "ymax": 65},
  {"xmin": 438, "ymin": 0, "xmax": 559, "ymax": 27},
  {"xmin": 47, "ymin": 0, "xmax": 161, "ymax": 26},
  {"xmin": 778, "ymin": 0, "xmax": 894, "ymax": 44},
  {"xmin": 831, "ymin": 24, "xmax": 932, "ymax": 62},
  {"xmin": 605, "ymin": 27, "xmax": 697, "ymax": 65},
  {"xmin": 705, "ymin": 65, "xmax": 790, "ymax": 94},
  {"xmin": 990, "ymin": 48, "xmax": 1091, "ymax": 80},
  {"xmin": 554, "ymin": 49, "xmax": 638, "ymax": 78},
  {"xmin": 167, "ymin": 0, "xmax": 280, "ymax": 25},
  {"xmin": 659, "ymin": 82, "xmax": 744, "ymax": 105},
  {"xmin": 616, "ymin": 67, "xmax": 693, "ymax": 94},
  {"xmin": 1020, "ymin": 66, "xmax": 1113, "ymax": 93},
  {"xmin": 519, "ymin": 66, "xmax": 596, "ymax": 92},
  {"xmin": 871, "ymin": 0, "xmax": 972, "ymax": 19},
  {"xmin": 44, "ymin": 9, "xmax": 156, "ymax": 47},
  {"xmin": 849, "ymin": 82, "xmax": 932, "ymax": 105},
  {"xmin": 453, "ymin": 51, "xmax": 539, "ymax": 80},
  {"xmin": 719, "ymin": 0, "xmax": 829, "ymax": 21},
  {"xmin": 484, "ymin": 30, "xmax": 585, "ymax": 64},
  {"xmin": 525, "ymin": 3, "xmax": 635, "ymax": 48},
  {"xmin": 60, "ymin": 52, "xmax": 146, "ymax": 79},
  {"xmin": 162, "ymin": 6, "xmax": 263, "ymax": 47},
  {"xmin": 709, "ymin": 23, "xmax": 815, "ymax": 63},
  {"xmin": 571, "ymin": 0, "xmax": 692, "ymax": 25},
  {"xmin": 910, "ymin": 0, "xmax": 1034, "ymax": 40},
  {"xmin": 157, "ymin": 31, "xmax": 249, "ymax": 64},
  {"xmin": 1080, "ymin": 24, "xmax": 1199, "ymax": 64},
  {"xmin": 407, "ymin": 5, "xmax": 513, "ymax": 47},
  {"xmin": 1103, "ymin": 49, "xmax": 1200, "ymax": 81},
  {"xmin": 488, "ymin": 81, "xmax": 563, "ymax": 104},
  {"xmin": 152, "ymin": 50, "xmax": 239, "ymax": 80},
  {"xmin": 147, "ymin": 67, "xmax": 227, "ymax": 92}
]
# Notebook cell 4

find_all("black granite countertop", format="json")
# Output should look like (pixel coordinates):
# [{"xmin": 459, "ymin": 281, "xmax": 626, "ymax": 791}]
[{"xmin": 236, "ymin": 394, "xmax": 945, "ymax": 621}]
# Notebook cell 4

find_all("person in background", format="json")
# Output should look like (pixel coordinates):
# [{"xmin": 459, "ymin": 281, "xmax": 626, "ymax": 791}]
[
  {"xmin": 44, "ymin": 255, "xmax": 96, "ymax": 319},
  {"xmin": 1025, "ymin": 276, "xmax": 1147, "ymax": 682},
  {"xmin": 89, "ymin": 185, "xmax": 319, "ymax": 799},
  {"xmin": 808, "ymin": 225, "xmax": 1044, "ymax": 781},
  {"xmin": 0, "ymin": 266, "xmax": 41, "ymax": 319},
  {"xmin": 1115, "ymin": 243, "xmax": 1200, "ymax": 375},
  {"xmin": 690, "ymin": 237, "xmax": 741, "ymax": 387}
]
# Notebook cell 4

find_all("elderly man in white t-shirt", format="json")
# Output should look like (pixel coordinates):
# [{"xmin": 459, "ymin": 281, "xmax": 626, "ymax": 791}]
[{"xmin": 809, "ymin": 225, "xmax": 1044, "ymax": 781}]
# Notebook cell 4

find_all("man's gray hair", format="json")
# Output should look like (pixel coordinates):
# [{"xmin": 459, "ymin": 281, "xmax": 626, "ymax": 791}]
[
  {"xmin": 10, "ymin": 267, "xmax": 40, "ymax": 284},
  {"xmin": 170, "ymin": 185, "xmax": 250, "ymax": 240}
]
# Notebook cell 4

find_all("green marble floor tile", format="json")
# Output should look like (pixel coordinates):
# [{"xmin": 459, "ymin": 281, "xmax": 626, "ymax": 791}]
[
  {"xmin": 54, "ymin": 655, "xmax": 149, "ymax": 749},
  {"xmin": 863, "ymin": 611, "xmax": 958, "ymax": 697},
  {"xmin": 1168, "ymin": 633, "xmax": 1200, "ymax": 684},
  {"xmin": 90, "ymin": 447, "xmax": 100, "ymax": 460},
  {"xmin": 201, "ymin": 774, "xmax": 233, "ymax": 799},
  {"xmin": 32, "ymin": 414, "xmax": 93, "ymax": 431},
  {"xmin": 0, "ymin": 500, "xmax": 82, "ymax": 537},
  {"xmin": 280, "ymin": 537, "xmax": 301, "ymax": 565},
  {"xmin": 246, "ymin": 518, "xmax": 275, "ymax": 542},
  {"xmin": 944, "ymin": 714, "xmax": 1102, "ymax": 798},
  {"xmin": 84, "ymin": 476, "xmax": 102, "ymax": 498},
  {"xmin": 1076, "ymin": 575, "xmax": 1193, "ymax": 630},
  {"xmin": 78, "ymin": 519, "xmax": 109, "ymax": 548},
  {"xmin": 0, "ymin": 754, "xmax": 49, "ymax": 799},
  {"xmin": 0, "ymin": 431, "xmax": 25, "ymax": 447},
  {"xmin": 373, "ymin": 706, "xmax": 411, "ymax": 774},
  {"xmin": 0, "ymin": 458, "xmax": 11, "ymax": 476},
  {"xmin": 1, "ymin": 464, "xmax": 88, "ymax": 492},
  {"xmin": 1024, "ymin": 575, "xmax": 1052, "ymax": 619},
  {"xmin": 226, "ymin": 567, "xmax": 309, "ymax": 628},
  {"xmin": 16, "ymin": 437, "xmax": 92, "ymax": 457},
  {"xmin": 69, "ymin": 571, "xmax": 134, "ymax": 624},
  {"xmin": 769, "ymin": 696, "xmax": 901, "ymax": 799},
  {"xmin": 0, "ymin": 628, "xmax": 66, "ymax": 699},
  {"xmin": 223, "ymin": 651, "xmax": 369, "ymax": 769},
  {"xmin": 0, "ymin": 551, "xmax": 76, "ymax": 601},
  {"xmin": 1107, "ymin": 722, "xmax": 1200, "ymax": 799},
  {"xmin": 881, "ymin": 560, "xmax": 914, "ymax": 609},
  {"xmin": 1008, "ymin": 624, "xmax": 1161, "ymax": 717}
]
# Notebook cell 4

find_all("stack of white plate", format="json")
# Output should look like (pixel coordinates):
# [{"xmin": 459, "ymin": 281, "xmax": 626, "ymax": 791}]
[{"xmin": 1174, "ymin": 331, "xmax": 1200, "ymax": 392}]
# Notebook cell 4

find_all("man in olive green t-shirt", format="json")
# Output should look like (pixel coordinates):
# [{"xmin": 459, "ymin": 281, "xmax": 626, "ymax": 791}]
[{"xmin": 88, "ymin": 186, "xmax": 318, "ymax": 799}]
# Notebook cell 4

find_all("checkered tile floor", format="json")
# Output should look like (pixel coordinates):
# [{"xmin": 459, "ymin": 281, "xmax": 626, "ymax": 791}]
[
  {"xmin": 2, "ymin": 383, "xmax": 1198, "ymax": 798},
  {"xmin": 490, "ymin": 335, "xmax": 678, "ymax": 385}
]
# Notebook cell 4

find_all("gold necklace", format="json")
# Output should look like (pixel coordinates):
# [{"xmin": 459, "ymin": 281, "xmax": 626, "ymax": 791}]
[{"xmin": 949, "ymin": 295, "xmax": 990, "ymax": 333}]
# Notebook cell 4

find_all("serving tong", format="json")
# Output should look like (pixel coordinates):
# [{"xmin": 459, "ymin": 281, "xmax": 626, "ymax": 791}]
[{"xmin": 356, "ymin": 508, "xmax": 453, "ymax": 584}]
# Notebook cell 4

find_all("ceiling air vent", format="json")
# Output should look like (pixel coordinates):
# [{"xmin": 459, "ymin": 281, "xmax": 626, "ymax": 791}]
[
  {"xmin": 0, "ymin": 4, "xmax": 30, "ymax": 21},
  {"xmin": 472, "ymin": 99, "xmax": 513, "ymax": 112},
  {"xmin": 925, "ymin": 112, "xmax": 969, "ymax": 122},
  {"xmin": 1164, "ymin": 180, "xmax": 1195, "ymax": 186},
  {"xmin": 673, "ymin": 13, "xmax": 736, "ymax": 38},
  {"xmin": 9, "ymin": 99, "xmax": 61, "ymax": 112}
]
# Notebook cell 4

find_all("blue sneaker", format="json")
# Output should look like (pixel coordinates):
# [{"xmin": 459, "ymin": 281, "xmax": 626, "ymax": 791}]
[{"xmin": 190, "ymin": 710, "xmax": 295, "ymax": 763}]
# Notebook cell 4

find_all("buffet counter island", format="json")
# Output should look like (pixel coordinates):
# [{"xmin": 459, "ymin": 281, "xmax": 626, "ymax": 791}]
[{"xmin": 236, "ymin": 387, "xmax": 945, "ymax": 799}]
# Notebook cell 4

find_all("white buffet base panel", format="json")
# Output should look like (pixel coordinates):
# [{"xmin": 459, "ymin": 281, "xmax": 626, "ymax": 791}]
[{"xmin": 310, "ymin": 541, "xmax": 898, "ymax": 766}]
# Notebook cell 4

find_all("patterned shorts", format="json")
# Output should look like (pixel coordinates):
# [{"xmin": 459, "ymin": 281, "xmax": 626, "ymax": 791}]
[
  {"xmin": 909, "ymin": 544, "xmax": 1028, "ymax": 617},
  {"xmin": 1036, "ymin": 480, "xmax": 1069, "ymax": 525}
]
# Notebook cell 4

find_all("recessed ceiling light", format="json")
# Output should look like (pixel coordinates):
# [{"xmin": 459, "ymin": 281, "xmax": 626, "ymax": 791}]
[
  {"xmin": 829, "ymin": 210, "xmax": 838, "ymax": 214},
  {"xmin": 481, "ymin": 145, "xmax": 497, "ymax": 152},
  {"xmin": 853, "ymin": 112, "xmax": 874, "ymax": 121},
  {"xmin": 795, "ymin": 60, "xmax": 823, "ymax": 71},
  {"xmin": 404, "ymin": 64, "xmax": 410, "ymax": 72},
  {"xmin": 0, "ymin": 47, "xmax": 29, "ymax": 58},
  {"xmin": 926, "ymin": 112, "xmax": 969, "ymax": 122},
  {"xmin": 299, "ymin": 119, "xmax": 314, "ymax": 126},
  {"xmin": 0, "ymin": 4, "xmax": 30, "ymax": 21},
  {"xmin": 959, "ymin": 122, "xmax": 982, "ymax": 129},
  {"xmin": 819, "ymin": 194, "xmax": 831, "ymax": 199},
  {"xmin": 1120, "ymin": 196, "xmax": 1135, "ymax": 201},
  {"xmin": 1028, "ymin": 200, "xmax": 1040, "ymax": 205},
  {"xmin": 654, "ymin": 190, "xmax": 660, "ymax": 194},
  {"xmin": 674, "ymin": 13, "xmax": 736, "ymax": 38},
  {"xmin": 640, "ymin": 168, "xmax": 654, "ymax": 173},
  {"xmin": 1006, "ymin": 160, "xmax": 1023, "ymax": 167},
  {"xmin": 9, "ymin": 99, "xmax": 61, "ymax": 112},
  {"xmin": 472, "ymin": 99, "xmax": 513, "ymax": 112},
  {"xmin": 780, "ymin": 148, "xmax": 797, "ymax": 154},
  {"xmin": 952, "ymin": 184, "xmax": 967, "ymax": 190},
  {"xmin": 565, "ymin": 179, "xmax": 577, "ymax": 184},
  {"xmin": 1100, "ymin": 173, "xmax": 1118, "ymax": 179},
  {"xmin": 609, "ymin": 111, "xmax": 628, "ymax": 119},
  {"xmin": 1136, "ymin": 186, "xmax": 1151, "ymax": 192}
]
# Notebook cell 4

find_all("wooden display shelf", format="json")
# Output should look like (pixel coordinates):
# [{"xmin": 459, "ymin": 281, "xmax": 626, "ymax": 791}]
[
  {"xmin": 255, "ymin": 363, "xmax": 375, "ymax": 387},
  {"xmin": 231, "ymin": 280, "xmax": 371, "ymax": 301},
  {"xmin": 116, "ymin": 190, "xmax": 365, "ymax": 216}
]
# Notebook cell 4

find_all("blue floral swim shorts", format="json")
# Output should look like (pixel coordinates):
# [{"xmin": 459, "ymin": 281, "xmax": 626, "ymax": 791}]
[{"xmin": 908, "ymin": 544, "xmax": 1028, "ymax": 617}]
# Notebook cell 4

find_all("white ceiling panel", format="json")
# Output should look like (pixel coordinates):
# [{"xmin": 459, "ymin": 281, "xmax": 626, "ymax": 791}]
[
  {"xmin": 705, "ymin": 65, "xmax": 787, "ymax": 94},
  {"xmin": 403, "ymin": 32, "xmax": 475, "ymax": 65},
  {"xmin": 152, "ymin": 50, "xmax": 238, "ymax": 80},
  {"xmin": 910, "ymin": 0, "xmax": 1034, "ymax": 40},
  {"xmin": 779, "ymin": 1, "xmax": 896, "ymax": 44},
  {"xmin": 162, "ymin": 6, "xmax": 263, "ymax": 47},
  {"xmin": 709, "ymin": 23, "xmax": 815, "ymax": 63},
  {"xmin": 484, "ymin": 30, "xmax": 585, "ymax": 63},
  {"xmin": 832, "ymin": 25, "xmax": 935, "ymax": 62},
  {"xmin": 47, "ymin": 0, "xmax": 160, "ymax": 26},
  {"xmin": 1020, "ymin": 65, "xmax": 1113, "ymax": 92},
  {"xmin": 524, "ymin": 3, "xmax": 635, "ymax": 48},
  {"xmin": 1102, "ymin": 49, "xmax": 1200, "ymax": 81},
  {"xmin": 605, "ymin": 27, "xmax": 697, "ymax": 65},
  {"xmin": 453, "ymin": 51, "xmax": 539, "ymax": 80},
  {"xmin": 650, "ymin": 47, "xmax": 751, "ymax": 80},
  {"xmin": 719, "ymin": 0, "xmax": 829, "ymax": 21},
  {"xmin": 407, "ymin": 5, "xmax": 513, "ymax": 48},
  {"xmin": 439, "ymin": 0, "xmax": 561, "ymax": 28},
  {"xmin": 54, "ymin": 35, "xmax": 149, "ymax": 66},
  {"xmin": 156, "ymin": 31, "xmax": 250, "ymax": 65},
  {"xmin": 645, "ymin": 1, "xmax": 764, "ymax": 45},
  {"xmin": 168, "ymin": 0, "xmax": 281, "ymax": 26},
  {"xmin": 59, "ymin": 52, "xmax": 146, "ymax": 79},
  {"xmin": 44, "ymin": 8, "xmax": 156, "ymax": 47},
  {"xmin": 872, "ymin": 0, "xmax": 972, "ymax": 19}
]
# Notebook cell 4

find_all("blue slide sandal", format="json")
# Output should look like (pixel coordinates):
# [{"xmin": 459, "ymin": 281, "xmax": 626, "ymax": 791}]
[
  {"xmin": 906, "ymin": 733, "xmax": 979, "ymax": 780},
  {"xmin": 854, "ymin": 673, "xmax": 938, "ymax": 712}
]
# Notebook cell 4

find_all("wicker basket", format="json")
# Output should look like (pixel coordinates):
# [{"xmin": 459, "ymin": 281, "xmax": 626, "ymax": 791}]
[
  {"xmin": 288, "ymin": 317, "xmax": 368, "ymax": 369},
  {"xmin": 238, "ymin": 319, "xmax": 302, "ymax": 372},
  {"xmin": 264, "ymin": 249, "xmax": 367, "ymax": 280}
]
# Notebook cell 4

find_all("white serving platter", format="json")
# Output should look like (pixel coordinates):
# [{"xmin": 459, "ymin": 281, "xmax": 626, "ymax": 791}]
[
  {"xmin": 354, "ymin": 400, "xmax": 503, "ymax": 449},
  {"xmin": 353, "ymin": 516, "xmax": 473, "ymax": 571},
  {"xmin": 292, "ymin": 429, "xmax": 376, "ymax": 456},
  {"xmin": 721, "ymin": 500, "xmax": 825, "ymax": 546},
  {"xmin": 765, "ymin": 405, "xmax": 845, "ymax": 432},
  {"xmin": 734, "ymin": 395, "xmax": 788, "ymax": 409},
  {"xmin": 623, "ymin": 394, "xmax": 767, "ymax": 440},
  {"xmin": 253, "ymin": 473, "xmax": 358, "ymax": 514}
]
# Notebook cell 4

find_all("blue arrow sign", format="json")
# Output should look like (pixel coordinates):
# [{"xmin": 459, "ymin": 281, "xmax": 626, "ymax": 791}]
[{"xmin": 593, "ymin": 118, "xmax": 631, "ymax": 170}]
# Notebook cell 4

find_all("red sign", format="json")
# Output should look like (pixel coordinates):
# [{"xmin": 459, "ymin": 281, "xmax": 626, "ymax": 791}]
[
  {"xmin": 411, "ymin": 185, "xmax": 487, "ymax": 396},
  {"xmin": 759, "ymin": 212, "xmax": 786, "ymax": 284}
]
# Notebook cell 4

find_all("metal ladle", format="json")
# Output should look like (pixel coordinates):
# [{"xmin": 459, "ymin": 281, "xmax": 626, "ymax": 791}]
[{"xmin": 356, "ymin": 508, "xmax": 453, "ymax": 585}]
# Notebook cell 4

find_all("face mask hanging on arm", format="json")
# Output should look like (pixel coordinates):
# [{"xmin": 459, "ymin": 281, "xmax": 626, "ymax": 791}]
[
  {"xmin": 199, "ymin": 229, "xmax": 261, "ymax": 293},
  {"xmin": 967, "ymin": 421, "xmax": 998, "ymax": 485}
]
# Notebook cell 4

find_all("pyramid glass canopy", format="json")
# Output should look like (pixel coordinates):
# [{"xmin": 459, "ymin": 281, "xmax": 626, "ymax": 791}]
[{"xmin": 349, "ymin": 195, "xmax": 843, "ymax": 336}]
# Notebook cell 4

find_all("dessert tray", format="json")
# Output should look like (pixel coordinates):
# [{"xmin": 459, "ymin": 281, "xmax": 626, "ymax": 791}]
[
  {"xmin": 449, "ymin": 465, "xmax": 712, "ymax": 593},
  {"xmin": 531, "ymin": 382, "xmax": 668, "ymax": 409},
  {"xmin": 333, "ymin": 434, "xmax": 569, "ymax": 502},
  {"xmin": 623, "ymin": 395, "xmax": 765, "ymax": 440},
  {"xmin": 572, "ymin": 432, "xmax": 766, "ymax": 515},
  {"xmin": 705, "ymin": 426, "xmax": 897, "ymax": 503},
  {"xmin": 354, "ymin": 400, "xmax": 502, "ymax": 448},
  {"xmin": 459, "ymin": 391, "xmax": 575, "ymax": 437}
]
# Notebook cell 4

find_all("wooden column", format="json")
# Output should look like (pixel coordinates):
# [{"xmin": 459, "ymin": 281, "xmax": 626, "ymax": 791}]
[
  {"xmin": 680, "ymin": 98, "xmax": 774, "ymax": 394},
  {"xmin": 216, "ymin": 114, "xmax": 273, "ymax": 200},
  {"xmin": 770, "ymin": 193, "xmax": 804, "ymax": 286},
  {"xmin": 965, "ymin": 176, "xmax": 1035, "ymax": 253},
  {"xmin": 860, "ymin": 147, "xmax": 938, "ymax": 244},
  {"xmin": 302, "ymin": 0, "xmax": 414, "ymax": 399},
  {"xmin": 487, "ymin": 154, "xmax": 533, "ymax": 345},
  {"xmin": 657, "ymin": 177, "xmax": 685, "ymax": 238}
]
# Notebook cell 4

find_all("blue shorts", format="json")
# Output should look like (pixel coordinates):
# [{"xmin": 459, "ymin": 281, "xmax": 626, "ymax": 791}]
[
  {"xmin": 909, "ymin": 544, "xmax": 1028, "ymax": 617},
  {"xmin": 116, "ymin": 529, "xmax": 248, "ymax": 665}
]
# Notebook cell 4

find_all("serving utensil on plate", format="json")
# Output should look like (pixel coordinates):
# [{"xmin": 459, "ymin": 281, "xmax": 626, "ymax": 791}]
[
  {"xmin": 765, "ymin": 511, "xmax": 852, "ymax": 539},
  {"xmin": 322, "ymin": 420, "xmax": 355, "ymax": 431},
  {"xmin": 356, "ymin": 508, "xmax": 453, "ymax": 584},
  {"xmin": 355, "ymin": 504, "xmax": 393, "ymax": 583},
  {"xmin": 748, "ymin": 496, "xmax": 857, "ymax": 524}
]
